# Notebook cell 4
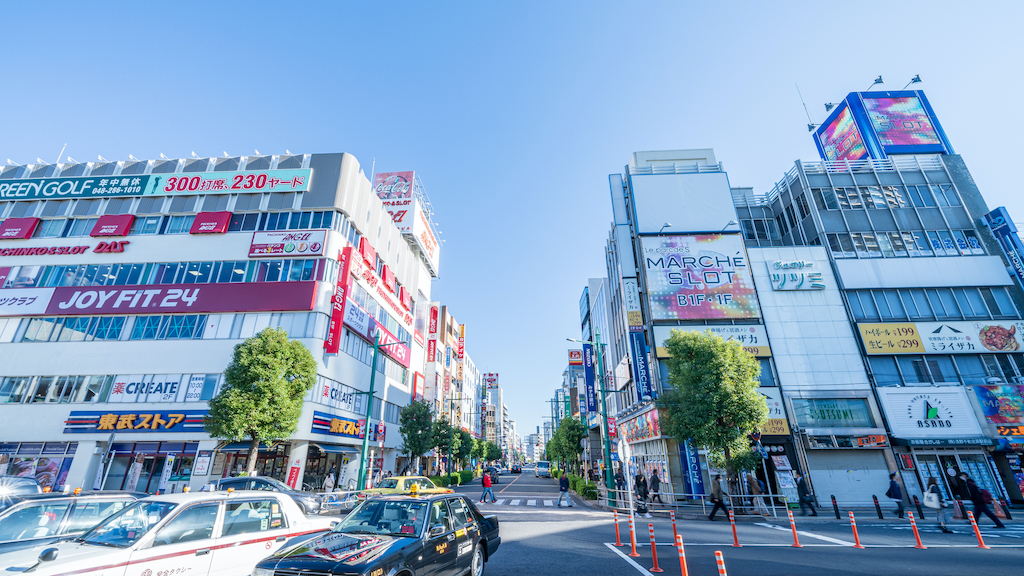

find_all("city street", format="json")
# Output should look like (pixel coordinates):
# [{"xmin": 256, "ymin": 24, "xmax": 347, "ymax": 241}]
[{"xmin": 454, "ymin": 471, "xmax": 1024, "ymax": 576}]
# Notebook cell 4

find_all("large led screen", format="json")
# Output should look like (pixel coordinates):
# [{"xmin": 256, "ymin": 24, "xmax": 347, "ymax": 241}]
[
  {"xmin": 818, "ymin": 105, "xmax": 867, "ymax": 162},
  {"xmin": 863, "ymin": 96, "xmax": 940, "ymax": 146},
  {"xmin": 641, "ymin": 234, "xmax": 760, "ymax": 320}
]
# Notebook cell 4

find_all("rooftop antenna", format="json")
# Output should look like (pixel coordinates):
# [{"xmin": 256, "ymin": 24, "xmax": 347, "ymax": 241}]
[
  {"xmin": 55, "ymin": 143, "xmax": 67, "ymax": 165},
  {"xmin": 223, "ymin": 151, "xmax": 230, "ymax": 158},
  {"xmin": 254, "ymin": 149, "xmax": 260, "ymax": 156},
  {"xmin": 902, "ymin": 74, "xmax": 922, "ymax": 90},
  {"xmin": 6, "ymin": 159, "xmax": 20, "ymax": 166},
  {"xmin": 66, "ymin": 157, "xmax": 76, "ymax": 163},
  {"xmin": 796, "ymin": 84, "xmax": 817, "ymax": 132},
  {"xmin": 285, "ymin": 149, "xmax": 291, "ymax": 155}
]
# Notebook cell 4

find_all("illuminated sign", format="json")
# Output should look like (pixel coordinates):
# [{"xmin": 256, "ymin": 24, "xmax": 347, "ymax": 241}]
[
  {"xmin": 629, "ymin": 332, "xmax": 653, "ymax": 402},
  {"xmin": 64, "ymin": 409, "xmax": 207, "ymax": 433},
  {"xmin": 768, "ymin": 260, "xmax": 825, "ymax": 290},
  {"xmin": 984, "ymin": 207, "xmax": 1024, "ymax": 288},
  {"xmin": 759, "ymin": 387, "xmax": 790, "ymax": 436},
  {"xmin": 311, "ymin": 410, "xmax": 365, "ymax": 439},
  {"xmin": 325, "ymin": 248, "xmax": 354, "ymax": 355},
  {"xmin": 863, "ymin": 96, "xmax": 940, "ymax": 146},
  {"xmin": 817, "ymin": 105, "xmax": 868, "ymax": 162},
  {"xmin": 641, "ymin": 234, "xmax": 760, "ymax": 321},
  {"xmin": 568, "ymin": 350, "xmax": 583, "ymax": 365},
  {"xmin": 877, "ymin": 388, "xmax": 984, "ymax": 438},
  {"xmin": 373, "ymin": 171, "xmax": 414, "ymax": 200}
]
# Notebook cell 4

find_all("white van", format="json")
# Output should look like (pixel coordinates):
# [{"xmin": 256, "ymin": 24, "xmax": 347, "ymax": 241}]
[{"xmin": 536, "ymin": 461, "xmax": 551, "ymax": 478}]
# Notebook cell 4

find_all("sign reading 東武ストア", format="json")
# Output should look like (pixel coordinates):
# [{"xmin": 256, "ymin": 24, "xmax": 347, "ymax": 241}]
[
  {"xmin": 64, "ymin": 409, "xmax": 207, "ymax": 433},
  {"xmin": 641, "ymin": 234, "xmax": 760, "ymax": 320},
  {"xmin": 767, "ymin": 260, "xmax": 825, "ymax": 290},
  {"xmin": 0, "ymin": 169, "xmax": 310, "ymax": 201},
  {"xmin": 859, "ymin": 321, "xmax": 1024, "ymax": 355}
]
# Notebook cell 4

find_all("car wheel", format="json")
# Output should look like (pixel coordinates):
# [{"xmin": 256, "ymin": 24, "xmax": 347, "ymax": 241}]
[{"xmin": 471, "ymin": 544, "xmax": 485, "ymax": 576}]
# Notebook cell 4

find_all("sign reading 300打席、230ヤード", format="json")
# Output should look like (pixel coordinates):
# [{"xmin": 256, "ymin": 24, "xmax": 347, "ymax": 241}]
[{"xmin": 0, "ymin": 169, "xmax": 311, "ymax": 200}]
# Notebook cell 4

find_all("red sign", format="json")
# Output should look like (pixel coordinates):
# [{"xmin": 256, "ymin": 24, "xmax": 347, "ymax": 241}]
[
  {"xmin": 413, "ymin": 372, "xmax": 425, "ymax": 401},
  {"xmin": 0, "ymin": 218, "xmax": 40, "ymax": 240},
  {"xmin": 286, "ymin": 456, "xmax": 302, "ymax": 489},
  {"xmin": 190, "ymin": 211, "xmax": 232, "ymax": 234},
  {"xmin": 358, "ymin": 237, "xmax": 376, "ymax": 267},
  {"xmin": 382, "ymin": 265, "xmax": 396, "ymax": 293},
  {"xmin": 399, "ymin": 287, "xmax": 411, "ymax": 311},
  {"xmin": 427, "ymin": 339, "xmax": 437, "ymax": 363},
  {"xmin": 90, "ymin": 214, "xmax": 135, "ymax": 237},
  {"xmin": 0, "ymin": 242, "xmax": 128, "ymax": 257},
  {"xmin": 428, "ymin": 305, "xmax": 438, "ymax": 337},
  {"xmin": 325, "ymin": 248, "xmax": 354, "ymax": 354},
  {"xmin": 568, "ymin": 350, "xmax": 583, "ymax": 365},
  {"xmin": 41, "ymin": 281, "xmax": 316, "ymax": 315}
]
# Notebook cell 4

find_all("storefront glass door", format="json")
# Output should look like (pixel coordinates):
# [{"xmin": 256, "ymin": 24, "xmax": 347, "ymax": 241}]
[{"xmin": 913, "ymin": 452, "xmax": 998, "ymax": 501}]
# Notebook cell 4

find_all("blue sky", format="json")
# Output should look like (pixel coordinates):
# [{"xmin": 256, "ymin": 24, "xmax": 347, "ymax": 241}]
[{"xmin": 2, "ymin": 2, "xmax": 1022, "ymax": 436}]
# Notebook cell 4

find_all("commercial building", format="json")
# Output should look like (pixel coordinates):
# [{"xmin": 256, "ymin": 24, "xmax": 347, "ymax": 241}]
[{"xmin": 0, "ymin": 154, "xmax": 440, "ymax": 492}]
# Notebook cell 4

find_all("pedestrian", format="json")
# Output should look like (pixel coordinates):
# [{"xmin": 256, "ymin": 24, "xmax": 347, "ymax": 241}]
[
  {"xmin": 323, "ymin": 467, "xmax": 335, "ymax": 493},
  {"xmin": 635, "ymin": 470, "xmax": 651, "ymax": 518},
  {"xmin": 480, "ymin": 469, "xmax": 496, "ymax": 503},
  {"xmin": 794, "ymin": 471, "xmax": 817, "ymax": 516},
  {"xmin": 886, "ymin": 472, "xmax": 904, "ymax": 519},
  {"xmin": 962, "ymin": 474, "xmax": 1005, "ymax": 528},
  {"xmin": 924, "ymin": 477, "xmax": 953, "ymax": 533},
  {"xmin": 557, "ymin": 472, "xmax": 573, "ymax": 508},
  {"xmin": 708, "ymin": 474, "xmax": 729, "ymax": 521},
  {"xmin": 614, "ymin": 468, "xmax": 626, "ymax": 496},
  {"xmin": 747, "ymin": 473, "xmax": 768, "ymax": 516},
  {"xmin": 650, "ymin": 471, "xmax": 662, "ymax": 504}
]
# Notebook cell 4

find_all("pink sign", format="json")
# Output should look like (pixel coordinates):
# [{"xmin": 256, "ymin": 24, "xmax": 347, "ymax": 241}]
[
  {"xmin": 39, "ymin": 281, "xmax": 317, "ymax": 315},
  {"xmin": 90, "ymin": 214, "xmax": 135, "ymax": 237},
  {"xmin": 0, "ymin": 217, "xmax": 40, "ymax": 240},
  {"xmin": 372, "ymin": 171, "xmax": 414, "ymax": 200},
  {"xmin": 375, "ymin": 321, "xmax": 411, "ymax": 368}
]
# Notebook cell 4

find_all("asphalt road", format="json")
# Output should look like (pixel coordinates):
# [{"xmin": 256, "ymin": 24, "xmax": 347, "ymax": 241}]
[{"xmin": 453, "ymin": 468, "xmax": 1024, "ymax": 576}]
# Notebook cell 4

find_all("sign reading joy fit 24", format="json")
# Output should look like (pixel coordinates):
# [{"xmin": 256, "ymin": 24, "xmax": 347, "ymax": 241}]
[
  {"xmin": 0, "ymin": 169, "xmax": 310, "ymax": 201},
  {"xmin": 641, "ymin": 234, "xmax": 760, "ymax": 320}
]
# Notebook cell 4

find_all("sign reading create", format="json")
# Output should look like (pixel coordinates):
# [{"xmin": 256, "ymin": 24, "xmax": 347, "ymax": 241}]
[
  {"xmin": 64, "ymin": 410, "xmax": 207, "ymax": 434},
  {"xmin": 859, "ymin": 321, "xmax": 1024, "ymax": 355},
  {"xmin": 249, "ymin": 230, "xmax": 326, "ymax": 258}
]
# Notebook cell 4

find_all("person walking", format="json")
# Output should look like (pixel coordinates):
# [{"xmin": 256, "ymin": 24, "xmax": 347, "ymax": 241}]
[
  {"xmin": 747, "ymin": 473, "xmax": 768, "ymax": 516},
  {"xmin": 480, "ymin": 469, "xmax": 496, "ymax": 504},
  {"xmin": 635, "ymin": 471, "xmax": 651, "ymax": 518},
  {"xmin": 794, "ymin": 471, "xmax": 817, "ymax": 516},
  {"xmin": 708, "ymin": 474, "xmax": 729, "ymax": 521},
  {"xmin": 963, "ymin": 474, "xmax": 1005, "ymax": 528},
  {"xmin": 650, "ymin": 471, "xmax": 663, "ymax": 504},
  {"xmin": 557, "ymin": 472, "xmax": 573, "ymax": 508},
  {"xmin": 886, "ymin": 472, "xmax": 904, "ymax": 519},
  {"xmin": 614, "ymin": 468, "xmax": 626, "ymax": 496},
  {"xmin": 924, "ymin": 477, "xmax": 953, "ymax": 533}
]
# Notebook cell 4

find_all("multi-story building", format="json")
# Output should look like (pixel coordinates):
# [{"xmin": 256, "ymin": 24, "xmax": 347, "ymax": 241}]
[{"xmin": 0, "ymin": 154, "xmax": 440, "ymax": 492}]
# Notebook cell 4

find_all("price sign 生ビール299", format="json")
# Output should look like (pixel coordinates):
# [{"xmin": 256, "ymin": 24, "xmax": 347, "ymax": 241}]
[{"xmin": 859, "ymin": 321, "xmax": 1024, "ymax": 355}]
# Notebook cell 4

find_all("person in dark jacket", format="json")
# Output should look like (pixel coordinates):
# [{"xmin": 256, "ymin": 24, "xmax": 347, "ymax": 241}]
[
  {"xmin": 635, "ymin": 471, "xmax": 651, "ymax": 518},
  {"xmin": 887, "ymin": 472, "xmax": 904, "ymax": 519},
  {"xmin": 708, "ymin": 474, "xmax": 728, "ymax": 520},
  {"xmin": 557, "ymin": 473, "xmax": 573, "ymax": 508},
  {"xmin": 614, "ymin": 468, "xmax": 626, "ymax": 495},
  {"xmin": 794, "ymin": 471, "xmax": 817, "ymax": 516},
  {"xmin": 650, "ymin": 471, "xmax": 662, "ymax": 504},
  {"xmin": 962, "ymin": 474, "xmax": 1005, "ymax": 528}
]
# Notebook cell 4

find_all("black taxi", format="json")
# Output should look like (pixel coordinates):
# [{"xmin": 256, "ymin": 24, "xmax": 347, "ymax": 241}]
[{"xmin": 252, "ymin": 491, "xmax": 500, "ymax": 576}]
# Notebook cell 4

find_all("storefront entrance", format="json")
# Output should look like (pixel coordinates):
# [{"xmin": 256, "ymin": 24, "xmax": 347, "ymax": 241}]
[
  {"xmin": 912, "ymin": 450, "xmax": 1000, "ymax": 500},
  {"xmin": 102, "ymin": 442, "xmax": 197, "ymax": 493}
]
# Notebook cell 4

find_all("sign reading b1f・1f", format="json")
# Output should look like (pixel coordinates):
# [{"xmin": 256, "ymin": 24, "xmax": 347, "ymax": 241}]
[{"xmin": 984, "ymin": 207, "xmax": 1024, "ymax": 288}]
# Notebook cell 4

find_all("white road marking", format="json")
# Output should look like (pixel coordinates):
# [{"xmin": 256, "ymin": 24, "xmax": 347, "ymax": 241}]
[
  {"xmin": 544, "ymin": 500, "xmax": 554, "ymax": 507},
  {"xmin": 604, "ymin": 542, "xmax": 654, "ymax": 576},
  {"xmin": 494, "ymin": 499, "xmax": 505, "ymax": 506},
  {"xmin": 510, "ymin": 499, "xmax": 521, "ymax": 506},
  {"xmin": 754, "ymin": 522, "xmax": 854, "ymax": 546},
  {"xmin": 528, "ymin": 500, "xmax": 537, "ymax": 506}
]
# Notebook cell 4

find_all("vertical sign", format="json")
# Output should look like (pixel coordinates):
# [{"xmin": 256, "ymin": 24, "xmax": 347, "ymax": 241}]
[
  {"xmin": 324, "ymin": 248, "xmax": 355, "ymax": 354},
  {"xmin": 630, "ymin": 332, "xmax": 654, "ymax": 402},
  {"xmin": 458, "ymin": 324, "xmax": 465, "ymax": 360},
  {"xmin": 427, "ymin": 305, "xmax": 439, "ymax": 362},
  {"xmin": 984, "ymin": 207, "xmax": 1024, "ymax": 287},
  {"xmin": 124, "ymin": 454, "xmax": 145, "ymax": 491},
  {"xmin": 157, "ymin": 454, "xmax": 175, "ymax": 494},
  {"xmin": 582, "ymin": 344, "xmax": 597, "ymax": 413},
  {"xmin": 286, "ymin": 455, "xmax": 302, "ymax": 489},
  {"xmin": 623, "ymin": 278, "xmax": 644, "ymax": 332},
  {"xmin": 681, "ymin": 440, "xmax": 705, "ymax": 496}
]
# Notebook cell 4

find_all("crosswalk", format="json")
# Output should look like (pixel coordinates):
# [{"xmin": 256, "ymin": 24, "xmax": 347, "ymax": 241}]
[{"xmin": 474, "ymin": 497, "xmax": 569, "ymax": 508}]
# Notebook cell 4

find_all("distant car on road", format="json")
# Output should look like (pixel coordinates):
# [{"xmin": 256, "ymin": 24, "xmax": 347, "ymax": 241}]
[
  {"xmin": 214, "ymin": 476, "xmax": 323, "ymax": 515},
  {"xmin": 511, "ymin": 465, "xmax": 522, "ymax": 474},
  {"xmin": 536, "ymin": 461, "xmax": 551, "ymax": 478},
  {"xmin": 0, "ymin": 492, "xmax": 143, "ymax": 554}
]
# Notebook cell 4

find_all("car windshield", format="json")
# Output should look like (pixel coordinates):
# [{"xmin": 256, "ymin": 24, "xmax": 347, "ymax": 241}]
[
  {"xmin": 259, "ymin": 478, "xmax": 293, "ymax": 492},
  {"xmin": 377, "ymin": 479, "xmax": 399, "ymax": 489},
  {"xmin": 334, "ymin": 500, "xmax": 427, "ymax": 537},
  {"xmin": 79, "ymin": 501, "xmax": 177, "ymax": 548}
]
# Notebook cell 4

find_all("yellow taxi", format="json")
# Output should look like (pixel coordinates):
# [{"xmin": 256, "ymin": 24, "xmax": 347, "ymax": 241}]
[{"xmin": 357, "ymin": 476, "xmax": 453, "ymax": 500}]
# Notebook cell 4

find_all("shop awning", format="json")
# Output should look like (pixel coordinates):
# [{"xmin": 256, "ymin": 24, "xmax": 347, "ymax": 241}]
[
  {"xmin": 310, "ymin": 443, "xmax": 357, "ymax": 454},
  {"xmin": 216, "ymin": 441, "xmax": 279, "ymax": 452}
]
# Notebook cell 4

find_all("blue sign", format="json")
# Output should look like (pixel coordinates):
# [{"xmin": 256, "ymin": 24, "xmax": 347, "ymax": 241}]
[
  {"xmin": 630, "ymin": 332, "xmax": 654, "ymax": 402},
  {"xmin": 681, "ymin": 440, "xmax": 705, "ymax": 496},
  {"xmin": 64, "ymin": 410, "xmax": 207, "ymax": 434},
  {"xmin": 583, "ymin": 344, "xmax": 597, "ymax": 413},
  {"xmin": 984, "ymin": 207, "xmax": 1024, "ymax": 287}
]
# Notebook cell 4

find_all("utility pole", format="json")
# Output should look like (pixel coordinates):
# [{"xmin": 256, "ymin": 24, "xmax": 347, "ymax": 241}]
[{"xmin": 356, "ymin": 332, "xmax": 404, "ymax": 491}]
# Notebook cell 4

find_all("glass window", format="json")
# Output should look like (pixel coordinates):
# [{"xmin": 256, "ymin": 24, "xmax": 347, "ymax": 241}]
[
  {"xmin": 130, "ymin": 316, "xmax": 165, "ymax": 340},
  {"xmin": 65, "ymin": 500, "xmax": 133, "ymax": 533},
  {"xmin": 766, "ymin": 219, "xmax": 781, "ymax": 240},
  {"xmin": 906, "ymin": 290, "xmax": 932, "ymax": 319},
  {"xmin": 130, "ymin": 216, "xmax": 161, "ymax": 235},
  {"xmin": 962, "ymin": 229, "xmax": 984, "ymax": 254},
  {"xmin": 898, "ymin": 356, "xmax": 931, "ymax": 383},
  {"xmin": 911, "ymin": 185, "xmax": 936, "ymax": 207},
  {"xmin": 152, "ymin": 504, "xmax": 218, "ymax": 546},
  {"xmin": 222, "ymin": 499, "xmax": 287, "ymax": 536},
  {"xmin": 165, "ymin": 215, "xmax": 195, "ymax": 235},
  {"xmin": 80, "ymin": 501, "xmax": 177, "ymax": 548},
  {"xmin": 951, "ymin": 231, "xmax": 971, "ymax": 255},
  {"xmin": 883, "ymin": 186, "xmax": 907, "ymax": 208},
  {"xmin": 796, "ymin": 194, "xmax": 811, "ymax": 219},
  {"xmin": 815, "ymin": 188, "xmax": 839, "ymax": 210},
  {"xmin": 57, "ymin": 317, "xmax": 94, "ymax": 342},
  {"xmin": 869, "ymin": 357, "xmax": 902, "ymax": 386},
  {"xmin": 903, "ymin": 231, "xmax": 930, "ymax": 256},
  {"xmin": 990, "ymin": 288, "xmax": 1016, "ymax": 317},
  {"xmin": 887, "ymin": 232, "xmax": 907, "ymax": 256},
  {"xmin": 67, "ymin": 218, "xmax": 98, "ymax": 237},
  {"xmin": 33, "ymin": 219, "xmax": 65, "ymax": 238},
  {"xmin": 785, "ymin": 205, "xmax": 798, "ymax": 228},
  {"xmin": 929, "ymin": 356, "xmax": 958, "ymax": 383},
  {"xmin": 428, "ymin": 500, "xmax": 452, "ymax": 533},
  {"xmin": 953, "ymin": 288, "xmax": 986, "ymax": 318},
  {"xmin": 449, "ymin": 498, "xmax": 472, "ymax": 528},
  {"xmin": 23, "ymin": 318, "xmax": 59, "ymax": 342},
  {"xmin": 0, "ymin": 502, "xmax": 71, "ymax": 540},
  {"xmin": 938, "ymin": 184, "xmax": 960, "ymax": 206},
  {"xmin": 931, "ymin": 184, "xmax": 950, "ymax": 207},
  {"xmin": 861, "ymin": 233, "xmax": 881, "ymax": 257},
  {"xmin": 851, "ymin": 233, "xmax": 867, "ymax": 255},
  {"xmin": 741, "ymin": 220, "xmax": 756, "ymax": 240},
  {"xmin": 876, "ymin": 233, "xmax": 896, "ymax": 257},
  {"xmin": 92, "ymin": 317, "xmax": 125, "ymax": 340},
  {"xmin": 926, "ymin": 231, "xmax": 945, "ymax": 254},
  {"xmin": 936, "ymin": 231, "xmax": 956, "ymax": 254},
  {"xmin": 774, "ymin": 214, "xmax": 788, "ymax": 238},
  {"xmin": 861, "ymin": 187, "xmax": 885, "ymax": 209},
  {"xmin": 953, "ymin": 356, "xmax": 988, "ymax": 386}
]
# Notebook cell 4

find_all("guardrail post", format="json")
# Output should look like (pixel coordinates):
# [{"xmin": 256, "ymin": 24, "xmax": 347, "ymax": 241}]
[
  {"xmin": 831, "ymin": 495, "xmax": 840, "ymax": 519},
  {"xmin": 872, "ymin": 495, "xmax": 884, "ymax": 519},
  {"xmin": 913, "ymin": 495, "xmax": 925, "ymax": 520}
]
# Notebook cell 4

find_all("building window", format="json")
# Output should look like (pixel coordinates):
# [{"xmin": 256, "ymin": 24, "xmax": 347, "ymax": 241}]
[
  {"xmin": 165, "ymin": 215, "xmax": 195, "ymax": 234},
  {"xmin": 795, "ymin": 194, "xmax": 811, "ymax": 219},
  {"xmin": 66, "ymin": 218, "xmax": 98, "ymax": 237},
  {"xmin": 130, "ymin": 216, "xmax": 162, "ymax": 235}
]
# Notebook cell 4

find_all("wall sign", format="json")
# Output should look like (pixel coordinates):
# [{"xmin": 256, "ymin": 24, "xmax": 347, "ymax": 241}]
[
  {"xmin": 311, "ymin": 410, "xmax": 365, "ymax": 439},
  {"xmin": 0, "ymin": 218, "xmax": 41, "ymax": 240},
  {"xmin": 90, "ymin": 215, "xmax": 135, "ymax": 237},
  {"xmin": 876, "ymin": 387, "xmax": 984, "ymax": 439},
  {"xmin": 759, "ymin": 387, "xmax": 790, "ymax": 436},
  {"xmin": 190, "ymin": 212, "xmax": 231, "ymax": 234},
  {"xmin": 767, "ymin": 260, "xmax": 825, "ymax": 290},
  {"xmin": 619, "ymin": 408, "xmax": 662, "ymax": 443},
  {"xmin": 791, "ymin": 398, "xmax": 874, "ymax": 428},
  {"xmin": 622, "ymin": 278, "xmax": 644, "ymax": 332},
  {"xmin": 859, "ymin": 321, "xmax": 1024, "ymax": 355},
  {"xmin": 249, "ymin": 230, "xmax": 326, "ymax": 258},
  {"xmin": 64, "ymin": 409, "xmax": 208, "ymax": 433},
  {"xmin": 984, "ymin": 207, "xmax": 1024, "ymax": 288},
  {"xmin": 973, "ymin": 385, "xmax": 1024, "ymax": 425},
  {"xmin": 654, "ymin": 324, "xmax": 771, "ymax": 358},
  {"xmin": 629, "ymin": 332, "xmax": 654, "ymax": 403},
  {"xmin": 568, "ymin": 350, "xmax": 583, "ymax": 365}
]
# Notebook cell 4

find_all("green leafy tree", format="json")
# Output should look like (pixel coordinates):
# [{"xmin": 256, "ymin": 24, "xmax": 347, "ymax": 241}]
[
  {"xmin": 484, "ymin": 441, "xmax": 503, "ymax": 462},
  {"xmin": 456, "ymin": 429, "xmax": 473, "ymax": 467},
  {"xmin": 551, "ymin": 418, "xmax": 586, "ymax": 473},
  {"xmin": 656, "ymin": 330, "xmax": 767, "ymax": 484},
  {"xmin": 399, "ymin": 401, "xmax": 433, "ymax": 474},
  {"xmin": 431, "ymin": 418, "xmax": 461, "ymax": 474},
  {"xmin": 204, "ymin": 327, "xmax": 317, "ymax": 475},
  {"xmin": 471, "ymin": 438, "xmax": 485, "ymax": 461}
]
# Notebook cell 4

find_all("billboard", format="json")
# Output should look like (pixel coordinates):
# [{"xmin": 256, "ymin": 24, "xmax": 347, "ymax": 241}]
[
  {"xmin": 383, "ymin": 197, "xmax": 415, "ymax": 233},
  {"xmin": 863, "ymin": 96, "xmax": 941, "ymax": 147},
  {"xmin": 859, "ymin": 321, "xmax": 1024, "ymax": 355},
  {"xmin": 568, "ymin": 350, "xmax": 583, "ymax": 365},
  {"xmin": 249, "ymin": 230, "xmax": 327, "ymax": 258},
  {"xmin": 373, "ymin": 171, "xmax": 414, "ymax": 200},
  {"xmin": 640, "ymin": 234, "xmax": 760, "ymax": 320},
  {"xmin": 817, "ymin": 104, "xmax": 868, "ymax": 162},
  {"xmin": 984, "ymin": 207, "xmax": 1024, "ymax": 288},
  {"xmin": 411, "ymin": 202, "xmax": 440, "ymax": 276},
  {"xmin": 653, "ymin": 324, "xmax": 771, "ymax": 358},
  {"xmin": 629, "ymin": 332, "xmax": 654, "ymax": 403},
  {"xmin": 629, "ymin": 172, "xmax": 738, "ymax": 234}
]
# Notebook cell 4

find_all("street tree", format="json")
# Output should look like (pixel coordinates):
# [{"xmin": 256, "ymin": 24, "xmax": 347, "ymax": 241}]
[
  {"xmin": 471, "ymin": 438, "xmax": 485, "ymax": 461},
  {"xmin": 554, "ymin": 418, "xmax": 586, "ymax": 473},
  {"xmin": 657, "ymin": 329, "xmax": 767, "ymax": 484},
  {"xmin": 456, "ymin": 429, "xmax": 473, "ymax": 468},
  {"xmin": 204, "ymin": 327, "xmax": 317, "ymax": 475},
  {"xmin": 398, "ymin": 401, "xmax": 433, "ymax": 475},
  {"xmin": 484, "ymin": 441, "xmax": 503, "ymax": 462},
  {"xmin": 431, "ymin": 418, "xmax": 460, "ymax": 474}
]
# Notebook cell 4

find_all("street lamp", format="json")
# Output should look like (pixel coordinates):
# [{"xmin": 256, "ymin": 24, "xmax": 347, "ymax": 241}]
[
  {"xmin": 356, "ymin": 332, "xmax": 406, "ymax": 491},
  {"xmin": 568, "ymin": 329, "xmax": 616, "ymax": 506}
]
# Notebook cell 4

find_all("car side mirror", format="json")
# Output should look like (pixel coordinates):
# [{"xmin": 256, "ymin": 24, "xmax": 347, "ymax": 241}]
[
  {"xmin": 428, "ymin": 524, "xmax": 446, "ymax": 538},
  {"xmin": 40, "ymin": 547, "xmax": 59, "ymax": 562}
]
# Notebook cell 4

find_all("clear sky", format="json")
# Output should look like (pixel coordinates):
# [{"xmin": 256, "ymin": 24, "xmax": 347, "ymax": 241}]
[{"xmin": 2, "ymin": 2, "xmax": 1022, "ymax": 437}]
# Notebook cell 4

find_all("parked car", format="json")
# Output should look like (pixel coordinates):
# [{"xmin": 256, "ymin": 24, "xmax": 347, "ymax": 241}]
[
  {"xmin": 0, "ymin": 491, "xmax": 335, "ymax": 576},
  {"xmin": 357, "ymin": 476, "xmax": 453, "ymax": 500},
  {"xmin": 215, "ymin": 476, "xmax": 323, "ymax": 515},
  {"xmin": 253, "ymin": 493, "xmax": 500, "ymax": 576},
  {"xmin": 0, "ymin": 492, "xmax": 144, "ymax": 554},
  {"xmin": 0, "ymin": 476, "xmax": 42, "ymax": 512}
]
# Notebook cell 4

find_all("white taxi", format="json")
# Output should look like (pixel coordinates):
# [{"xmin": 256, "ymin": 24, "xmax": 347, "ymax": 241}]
[{"xmin": 0, "ymin": 490, "xmax": 335, "ymax": 576}]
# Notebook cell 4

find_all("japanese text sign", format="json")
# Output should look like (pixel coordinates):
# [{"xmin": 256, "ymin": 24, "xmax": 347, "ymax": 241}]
[{"xmin": 64, "ymin": 410, "xmax": 207, "ymax": 433}]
